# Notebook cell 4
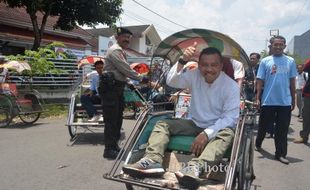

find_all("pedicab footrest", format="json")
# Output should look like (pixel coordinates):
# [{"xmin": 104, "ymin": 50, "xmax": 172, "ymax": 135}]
[
  {"xmin": 167, "ymin": 135, "xmax": 195, "ymax": 153},
  {"xmin": 75, "ymin": 103, "xmax": 102, "ymax": 111}
]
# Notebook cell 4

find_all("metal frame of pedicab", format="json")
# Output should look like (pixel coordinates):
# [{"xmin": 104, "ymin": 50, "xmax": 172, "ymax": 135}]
[
  {"xmin": 66, "ymin": 57, "xmax": 148, "ymax": 140},
  {"xmin": 103, "ymin": 28, "xmax": 258, "ymax": 190},
  {"xmin": 66, "ymin": 57, "xmax": 107, "ymax": 140},
  {"xmin": 0, "ymin": 80, "xmax": 44, "ymax": 127}
]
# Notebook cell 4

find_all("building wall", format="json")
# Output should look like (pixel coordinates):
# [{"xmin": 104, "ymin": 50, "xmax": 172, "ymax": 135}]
[
  {"xmin": 287, "ymin": 30, "xmax": 310, "ymax": 60},
  {"xmin": 98, "ymin": 35, "xmax": 148, "ymax": 56},
  {"xmin": 129, "ymin": 36, "xmax": 149, "ymax": 55},
  {"xmin": 98, "ymin": 36, "xmax": 116, "ymax": 56},
  {"xmin": 295, "ymin": 31, "xmax": 310, "ymax": 60},
  {"xmin": 287, "ymin": 38, "xmax": 295, "ymax": 55}
]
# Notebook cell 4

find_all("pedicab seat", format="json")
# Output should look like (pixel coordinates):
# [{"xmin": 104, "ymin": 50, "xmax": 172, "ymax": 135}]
[
  {"xmin": 75, "ymin": 103, "xmax": 102, "ymax": 111},
  {"xmin": 1, "ymin": 83, "xmax": 33, "ymax": 105},
  {"xmin": 167, "ymin": 135, "xmax": 195, "ymax": 152},
  {"xmin": 167, "ymin": 134, "xmax": 232, "ymax": 158}
]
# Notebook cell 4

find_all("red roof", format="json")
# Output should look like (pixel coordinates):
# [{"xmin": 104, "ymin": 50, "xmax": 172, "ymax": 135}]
[{"xmin": 0, "ymin": 2, "xmax": 96, "ymax": 50}]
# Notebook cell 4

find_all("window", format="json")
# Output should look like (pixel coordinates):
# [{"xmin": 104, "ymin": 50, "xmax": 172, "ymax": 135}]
[{"xmin": 145, "ymin": 36, "xmax": 151, "ymax": 45}]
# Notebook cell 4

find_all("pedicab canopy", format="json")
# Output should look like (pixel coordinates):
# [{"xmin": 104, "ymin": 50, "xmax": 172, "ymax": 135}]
[
  {"xmin": 0, "ymin": 60, "xmax": 31, "ymax": 73},
  {"xmin": 78, "ymin": 55, "xmax": 105, "ymax": 69},
  {"xmin": 153, "ymin": 28, "xmax": 250, "ymax": 68},
  {"xmin": 130, "ymin": 63, "xmax": 150, "ymax": 75}
]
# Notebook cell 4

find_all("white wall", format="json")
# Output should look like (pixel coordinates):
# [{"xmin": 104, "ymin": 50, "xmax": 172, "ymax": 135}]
[
  {"xmin": 97, "ymin": 33, "xmax": 155, "ymax": 56},
  {"xmin": 98, "ymin": 36, "xmax": 116, "ymax": 56}
]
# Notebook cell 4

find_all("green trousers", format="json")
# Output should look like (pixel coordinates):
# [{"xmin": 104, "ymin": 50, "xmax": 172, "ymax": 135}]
[{"xmin": 145, "ymin": 118, "xmax": 235, "ymax": 168}]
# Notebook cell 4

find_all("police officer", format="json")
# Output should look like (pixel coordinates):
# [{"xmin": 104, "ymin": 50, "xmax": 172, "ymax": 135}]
[{"xmin": 101, "ymin": 27, "xmax": 143, "ymax": 159}]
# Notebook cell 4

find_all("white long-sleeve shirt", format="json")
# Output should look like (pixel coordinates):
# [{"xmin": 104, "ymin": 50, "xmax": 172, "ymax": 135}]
[
  {"xmin": 296, "ymin": 72, "xmax": 307, "ymax": 90},
  {"xmin": 166, "ymin": 63, "xmax": 240, "ymax": 140}
]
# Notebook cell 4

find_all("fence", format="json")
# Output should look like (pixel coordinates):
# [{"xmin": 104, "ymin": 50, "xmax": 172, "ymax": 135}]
[{"xmin": 7, "ymin": 59, "xmax": 82, "ymax": 102}]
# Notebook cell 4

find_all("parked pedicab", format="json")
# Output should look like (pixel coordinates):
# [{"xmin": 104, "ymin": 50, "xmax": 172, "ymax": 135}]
[
  {"xmin": 0, "ymin": 61, "xmax": 44, "ymax": 127},
  {"xmin": 124, "ymin": 63, "xmax": 151, "ymax": 119},
  {"xmin": 66, "ymin": 56, "xmax": 147, "ymax": 139},
  {"xmin": 103, "ymin": 28, "xmax": 257, "ymax": 190}
]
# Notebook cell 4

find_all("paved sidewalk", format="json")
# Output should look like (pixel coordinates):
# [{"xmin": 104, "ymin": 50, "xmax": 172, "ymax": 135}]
[{"xmin": 251, "ymin": 109, "xmax": 310, "ymax": 190}]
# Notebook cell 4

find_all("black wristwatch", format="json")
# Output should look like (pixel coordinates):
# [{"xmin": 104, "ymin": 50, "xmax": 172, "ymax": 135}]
[{"xmin": 178, "ymin": 58, "xmax": 188, "ymax": 65}]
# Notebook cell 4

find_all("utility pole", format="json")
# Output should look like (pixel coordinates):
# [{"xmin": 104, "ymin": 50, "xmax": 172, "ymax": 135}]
[{"xmin": 270, "ymin": 29, "xmax": 279, "ymax": 37}]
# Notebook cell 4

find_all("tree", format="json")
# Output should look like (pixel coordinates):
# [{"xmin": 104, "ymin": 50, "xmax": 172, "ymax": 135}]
[
  {"xmin": 286, "ymin": 53, "xmax": 303, "ymax": 65},
  {"xmin": 0, "ymin": 0, "xmax": 122, "ymax": 50},
  {"xmin": 260, "ymin": 49, "xmax": 269, "ymax": 59}
]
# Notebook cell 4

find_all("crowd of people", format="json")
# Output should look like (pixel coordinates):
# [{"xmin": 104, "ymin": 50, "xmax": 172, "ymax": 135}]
[{"xmin": 78, "ymin": 27, "xmax": 308, "ymax": 187}]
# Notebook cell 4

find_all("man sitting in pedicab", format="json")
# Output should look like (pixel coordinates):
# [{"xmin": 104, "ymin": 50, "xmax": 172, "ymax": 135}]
[
  {"xmin": 123, "ymin": 44, "xmax": 240, "ymax": 189},
  {"xmin": 80, "ymin": 60, "xmax": 104, "ymax": 122}
]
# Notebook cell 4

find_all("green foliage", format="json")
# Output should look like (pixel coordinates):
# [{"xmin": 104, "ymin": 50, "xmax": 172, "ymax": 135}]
[
  {"xmin": 287, "ymin": 53, "xmax": 303, "ymax": 65},
  {"xmin": 45, "ymin": 41, "xmax": 65, "ymax": 50},
  {"xmin": 260, "ymin": 50, "xmax": 269, "ymax": 59},
  {"xmin": 63, "ymin": 50, "xmax": 77, "ymax": 60},
  {"xmin": 7, "ymin": 44, "xmax": 65, "ymax": 76},
  {"xmin": 41, "ymin": 104, "xmax": 68, "ymax": 118},
  {"xmin": 0, "ymin": 0, "xmax": 123, "ymax": 49},
  {"xmin": 51, "ymin": 0, "xmax": 123, "ymax": 31},
  {"xmin": 44, "ymin": 41, "xmax": 75, "ymax": 59}
]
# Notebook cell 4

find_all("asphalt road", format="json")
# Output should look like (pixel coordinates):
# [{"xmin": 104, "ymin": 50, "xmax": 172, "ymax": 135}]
[
  {"xmin": 0, "ymin": 117, "xmax": 136, "ymax": 190},
  {"xmin": 251, "ymin": 110, "xmax": 310, "ymax": 190},
  {"xmin": 0, "ymin": 110, "xmax": 309, "ymax": 190}
]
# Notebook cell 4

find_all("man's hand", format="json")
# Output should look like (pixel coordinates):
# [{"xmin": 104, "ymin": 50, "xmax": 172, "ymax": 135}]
[
  {"xmin": 291, "ymin": 100, "xmax": 295, "ymax": 111},
  {"xmin": 190, "ymin": 132, "xmax": 209, "ymax": 157},
  {"xmin": 182, "ymin": 42, "xmax": 197, "ymax": 61}
]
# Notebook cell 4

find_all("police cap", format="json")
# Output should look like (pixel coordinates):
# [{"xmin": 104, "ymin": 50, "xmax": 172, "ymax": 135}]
[{"xmin": 116, "ymin": 27, "xmax": 133, "ymax": 36}]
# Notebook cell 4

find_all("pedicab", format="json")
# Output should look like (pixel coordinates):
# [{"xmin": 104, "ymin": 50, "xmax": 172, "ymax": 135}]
[
  {"xmin": 66, "ymin": 57, "xmax": 147, "ymax": 139},
  {"xmin": 103, "ymin": 28, "xmax": 257, "ymax": 190},
  {"xmin": 123, "ymin": 63, "xmax": 150, "ymax": 119},
  {"xmin": 0, "ymin": 60, "xmax": 44, "ymax": 127}
]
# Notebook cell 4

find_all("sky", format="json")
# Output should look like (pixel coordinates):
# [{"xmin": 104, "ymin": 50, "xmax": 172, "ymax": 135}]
[{"xmin": 113, "ymin": 0, "xmax": 310, "ymax": 55}]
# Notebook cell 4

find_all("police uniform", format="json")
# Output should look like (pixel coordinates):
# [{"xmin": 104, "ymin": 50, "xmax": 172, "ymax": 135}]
[{"xmin": 101, "ymin": 28, "xmax": 142, "ymax": 158}]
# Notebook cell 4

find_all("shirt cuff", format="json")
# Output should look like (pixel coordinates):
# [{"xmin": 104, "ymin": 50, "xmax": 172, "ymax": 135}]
[{"xmin": 204, "ymin": 128, "xmax": 216, "ymax": 140}]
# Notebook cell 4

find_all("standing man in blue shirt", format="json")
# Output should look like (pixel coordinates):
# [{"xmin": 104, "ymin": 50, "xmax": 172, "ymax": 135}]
[{"xmin": 255, "ymin": 36, "xmax": 297, "ymax": 164}]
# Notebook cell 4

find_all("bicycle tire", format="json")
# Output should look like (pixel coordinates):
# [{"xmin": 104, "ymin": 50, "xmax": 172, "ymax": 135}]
[
  {"xmin": 68, "ymin": 125, "xmax": 78, "ymax": 139},
  {"xmin": 19, "ymin": 112, "xmax": 41, "ymax": 124},
  {"xmin": 238, "ymin": 129, "xmax": 254, "ymax": 190},
  {"xmin": 0, "ymin": 95, "xmax": 13, "ymax": 127}
]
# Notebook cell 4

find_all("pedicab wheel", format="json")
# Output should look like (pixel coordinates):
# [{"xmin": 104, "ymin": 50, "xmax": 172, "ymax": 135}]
[
  {"xmin": 125, "ymin": 184, "xmax": 134, "ymax": 190},
  {"xmin": 19, "ymin": 112, "xmax": 41, "ymax": 124},
  {"xmin": 0, "ymin": 95, "xmax": 13, "ymax": 127},
  {"xmin": 237, "ymin": 129, "xmax": 254, "ymax": 190},
  {"xmin": 68, "ymin": 125, "xmax": 77, "ymax": 139}
]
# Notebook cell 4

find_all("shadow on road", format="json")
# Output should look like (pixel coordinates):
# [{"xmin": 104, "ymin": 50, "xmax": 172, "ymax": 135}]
[
  {"xmin": 256, "ymin": 148, "xmax": 304, "ymax": 164},
  {"xmin": 1, "ymin": 122, "xmax": 44, "ymax": 129},
  {"xmin": 68, "ymin": 131, "xmax": 126, "ymax": 146}
]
